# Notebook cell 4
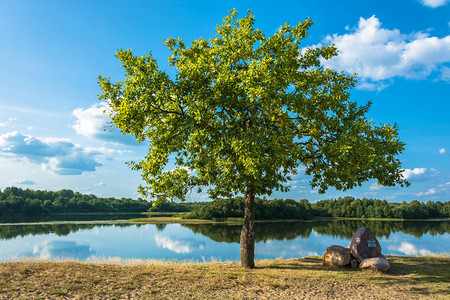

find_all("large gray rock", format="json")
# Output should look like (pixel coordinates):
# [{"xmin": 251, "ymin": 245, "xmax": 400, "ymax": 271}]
[
  {"xmin": 349, "ymin": 226, "xmax": 383, "ymax": 262},
  {"xmin": 323, "ymin": 245, "xmax": 352, "ymax": 266},
  {"xmin": 360, "ymin": 257, "xmax": 390, "ymax": 272}
]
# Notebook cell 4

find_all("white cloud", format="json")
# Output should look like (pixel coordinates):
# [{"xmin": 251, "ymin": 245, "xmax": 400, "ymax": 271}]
[
  {"xmin": 356, "ymin": 80, "xmax": 390, "ymax": 92},
  {"xmin": 441, "ymin": 66, "xmax": 450, "ymax": 81},
  {"xmin": 320, "ymin": 16, "xmax": 450, "ymax": 89},
  {"xmin": 12, "ymin": 178, "xmax": 35, "ymax": 185},
  {"xmin": 369, "ymin": 183, "xmax": 381, "ymax": 190},
  {"xmin": 43, "ymin": 149, "xmax": 102, "ymax": 175},
  {"xmin": 415, "ymin": 188, "xmax": 437, "ymax": 196},
  {"xmin": 0, "ymin": 131, "xmax": 102, "ymax": 175},
  {"xmin": 72, "ymin": 102, "xmax": 136, "ymax": 145},
  {"xmin": 0, "ymin": 131, "xmax": 73, "ymax": 160},
  {"xmin": 0, "ymin": 117, "xmax": 16, "ymax": 128},
  {"xmin": 95, "ymin": 182, "xmax": 106, "ymax": 187},
  {"xmin": 420, "ymin": 0, "xmax": 449, "ymax": 8},
  {"xmin": 439, "ymin": 148, "xmax": 446, "ymax": 154},
  {"xmin": 72, "ymin": 103, "xmax": 108, "ymax": 138},
  {"xmin": 401, "ymin": 168, "xmax": 427, "ymax": 179}
]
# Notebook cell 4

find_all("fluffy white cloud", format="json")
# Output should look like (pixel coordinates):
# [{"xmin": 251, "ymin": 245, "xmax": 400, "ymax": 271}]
[
  {"xmin": 0, "ymin": 131, "xmax": 73, "ymax": 160},
  {"xmin": 43, "ymin": 149, "xmax": 102, "ymax": 175},
  {"xmin": 439, "ymin": 148, "xmax": 446, "ymax": 154},
  {"xmin": 0, "ymin": 131, "xmax": 103, "ymax": 175},
  {"xmin": 420, "ymin": 0, "xmax": 449, "ymax": 8},
  {"xmin": 320, "ymin": 16, "xmax": 450, "ymax": 89},
  {"xmin": 72, "ymin": 102, "xmax": 136, "ymax": 145},
  {"xmin": 401, "ymin": 168, "xmax": 427, "ymax": 179},
  {"xmin": 72, "ymin": 103, "xmax": 107, "ymax": 137}
]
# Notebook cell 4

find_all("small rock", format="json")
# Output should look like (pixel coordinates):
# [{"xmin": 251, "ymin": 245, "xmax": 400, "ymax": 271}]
[
  {"xmin": 350, "ymin": 258, "xmax": 358, "ymax": 269},
  {"xmin": 349, "ymin": 226, "xmax": 383, "ymax": 262},
  {"xmin": 359, "ymin": 257, "xmax": 390, "ymax": 272},
  {"xmin": 323, "ymin": 245, "xmax": 351, "ymax": 266}
]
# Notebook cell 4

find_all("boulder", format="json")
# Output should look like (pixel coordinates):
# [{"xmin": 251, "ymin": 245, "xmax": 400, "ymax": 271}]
[
  {"xmin": 349, "ymin": 226, "xmax": 383, "ymax": 262},
  {"xmin": 323, "ymin": 245, "xmax": 351, "ymax": 266},
  {"xmin": 360, "ymin": 257, "xmax": 390, "ymax": 272}
]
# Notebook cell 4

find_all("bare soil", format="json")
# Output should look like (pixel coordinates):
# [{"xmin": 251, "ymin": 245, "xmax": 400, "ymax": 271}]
[{"xmin": 0, "ymin": 256, "xmax": 448, "ymax": 299}]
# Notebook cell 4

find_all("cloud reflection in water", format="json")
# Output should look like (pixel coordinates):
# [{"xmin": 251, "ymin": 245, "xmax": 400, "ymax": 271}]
[
  {"xmin": 22, "ymin": 240, "xmax": 95, "ymax": 260},
  {"xmin": 388, "ymin": 242, "xmax": 433, "ymax": 256},
  {"xmin": 155, "ymin": 235, "xmax": 205, "ymax": 254}
]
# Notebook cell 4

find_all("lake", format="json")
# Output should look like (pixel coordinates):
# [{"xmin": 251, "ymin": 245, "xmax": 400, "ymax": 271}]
[{"xmin": 0, "ymin": 217, "xmax": 448, "ymax": 263}]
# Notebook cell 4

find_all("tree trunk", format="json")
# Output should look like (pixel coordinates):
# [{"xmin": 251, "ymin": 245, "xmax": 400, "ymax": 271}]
[{"xmin": 240, "ymin": 189, "xmax": 255, "ymax": 268}]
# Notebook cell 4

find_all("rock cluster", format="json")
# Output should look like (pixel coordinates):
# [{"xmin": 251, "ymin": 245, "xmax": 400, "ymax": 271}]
[{"xmin": 322, "ymin": 226, "xmax": 390, "ymax": 272}]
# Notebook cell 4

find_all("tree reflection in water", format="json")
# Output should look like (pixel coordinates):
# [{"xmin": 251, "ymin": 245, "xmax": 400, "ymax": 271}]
[
  {"xmin": 0, "ymin": 220, "xmax": 448, "ymax": 242},
  {"xmin": 182, "ymin": 220, "xmax": 449, "ymax": 243}
]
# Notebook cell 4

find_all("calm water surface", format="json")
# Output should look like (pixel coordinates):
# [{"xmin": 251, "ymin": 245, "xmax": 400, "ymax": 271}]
[{"xmin": 0, "ymin": 218, "xmax": 448, "ymax": 262}]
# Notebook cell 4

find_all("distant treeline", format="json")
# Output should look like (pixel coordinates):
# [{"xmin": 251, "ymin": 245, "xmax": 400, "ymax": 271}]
[
  {"xmin": 1, "ymin": 187, "xmax": 448, "ymax": 219},
  {"xmin": 185, "ymin": 197, "xmax": 313, "ymax": 220},
  {"xmin": 0, "ymin": 187, "xmax": 205, "ymax": 216},
  {"xmin": 184, "ymin": 196, "xmax": 449, "ymax": 220},
  {"xmin": 0, "ymin": 187, "xmax": 151, "ymax": 214},
  {"xmin": 313, "ymin": 197, "xmax": 449, "ymax": 219}
]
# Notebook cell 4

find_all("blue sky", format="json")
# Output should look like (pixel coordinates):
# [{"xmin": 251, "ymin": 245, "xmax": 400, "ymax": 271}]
[{"xmin": 0, "ymin": 0, "xmax": 449, "ymax": 202}]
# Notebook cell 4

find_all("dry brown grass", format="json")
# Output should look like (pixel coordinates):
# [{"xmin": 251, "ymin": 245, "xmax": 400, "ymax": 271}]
[{"xmin": 0, "ymin": 256, "xmax": 448, "ymax": 299}]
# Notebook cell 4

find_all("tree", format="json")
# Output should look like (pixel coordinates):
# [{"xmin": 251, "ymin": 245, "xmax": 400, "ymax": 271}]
[{"xmin": 98, "ymin": 10, "xmax": 408, "ymax": 268}]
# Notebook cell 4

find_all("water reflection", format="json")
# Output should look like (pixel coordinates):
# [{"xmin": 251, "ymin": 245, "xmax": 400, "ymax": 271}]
[
  {"xmin": 21, "ymin": 240, "xmax": 95, "ymax": 260},
  {"xmin": 0, "ymin": 213, "xmax": 143, "ymax": 224},
  {"xmin": 387, "ymin": 242, "xmax": 433, "ymax": 256},
  {"xmin": 181, "ymin": 220, "xmax": 449, "ymax": 243},
  {"xmin": 155, "ymin": 224, "xmax": 167, "ymax": 231},
  {"xmin": 0, "ymin": 220, "xmax": 448, "ymax": 242},
  {"xmin": 0, "ymin": 223, "xmax": 123, "ymax": 240},
  {"xmin": 155, "ymin": 235, "xmax": 205, "ymax": 254},
  {"xmin": 0, "ymin": 220, "xmax": 448, "ymax": 262}
]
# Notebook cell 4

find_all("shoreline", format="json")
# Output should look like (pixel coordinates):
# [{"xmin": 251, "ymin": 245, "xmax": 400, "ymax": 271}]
[
  {"xmin": 126, "ymin": 215, "xmax": 450, "ymax": 224},
  {"xmin": 1, "ymin": 214, "xmax": 448, "ymax": 225}
]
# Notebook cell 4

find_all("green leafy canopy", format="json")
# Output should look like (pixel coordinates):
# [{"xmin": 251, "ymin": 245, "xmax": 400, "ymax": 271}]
[{"xmin": 98, "ymin": 9, "xmax": 408, "ymax": 204}]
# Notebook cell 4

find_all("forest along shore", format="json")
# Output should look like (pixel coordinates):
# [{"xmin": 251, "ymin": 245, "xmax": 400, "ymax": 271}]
[
  {"xmin": 0, "ymin": 256, "xmax": 448, "ymax": 299},
  {"xmin": 1, "ymin": 187, "xmax": 449, "ymax": 221}
]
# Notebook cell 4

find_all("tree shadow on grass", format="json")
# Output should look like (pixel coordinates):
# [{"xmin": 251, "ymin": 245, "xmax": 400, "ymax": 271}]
[{"xmin": 260, "ymin": 256, "xmax": 450, "ymax": 298}]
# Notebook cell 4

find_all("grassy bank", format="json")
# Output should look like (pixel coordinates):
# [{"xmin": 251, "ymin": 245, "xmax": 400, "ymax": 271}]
[
  {"xmin": 128, "ymin": 216, "xmax": 216, "ymax": 224},
  {"xmin": 1, "ymin": 256, "xmax": 448, "ymax": 299},
  {"xmin": 127, "ymin": 215, "xmax": 450, "ymax": 225}
]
